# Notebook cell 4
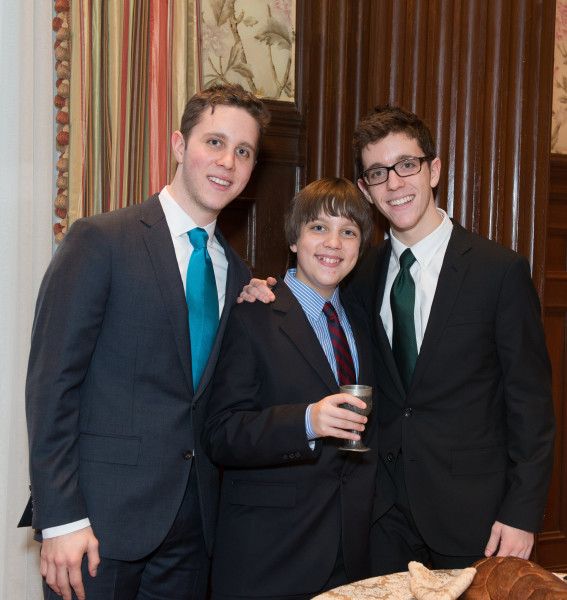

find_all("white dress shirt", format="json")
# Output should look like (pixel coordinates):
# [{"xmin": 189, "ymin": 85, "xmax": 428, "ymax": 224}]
[{"xmin": 380, "ymin": 209, "xmax": 453, "ymax": 351}]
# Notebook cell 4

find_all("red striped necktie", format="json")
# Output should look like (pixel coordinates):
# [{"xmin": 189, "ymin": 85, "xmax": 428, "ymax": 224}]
[{"xmin": 323, "ymin": 301, "xmax": 356, "ymax": 385}]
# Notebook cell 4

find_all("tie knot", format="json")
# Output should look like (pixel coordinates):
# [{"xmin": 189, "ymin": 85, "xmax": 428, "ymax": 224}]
[
  {"xmin": 399, "ymin": 248, "xmax": 416, "ymax": 270},
  {"xmin": 323, "ymin": 301, "xmax": 338, "ymax": 322},
  {"xmin": 188, "ymin": 227, "xmax": 209, "ymax": 250}
]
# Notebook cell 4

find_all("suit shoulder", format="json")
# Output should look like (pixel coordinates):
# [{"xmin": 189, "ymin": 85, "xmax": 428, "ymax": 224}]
[
  {"xmin": 66, "ymin": 196, "xmax": 159, "ymax": 237},
  {"xmin": 451, "ymin": 223, "xmax": 529, "ymax": 267}
]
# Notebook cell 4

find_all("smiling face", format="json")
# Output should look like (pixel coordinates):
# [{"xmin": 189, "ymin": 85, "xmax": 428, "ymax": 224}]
[
  {"xmin": 169, "ymin": 104, "xmax": 259, "ymax": 225},
  {"xmin": 290, "ymin": 212, "xmax": 362, "ymax": 299},
  {"xmin": 358, "ymin": 132, "xmax": 442, "ymax": 246}
]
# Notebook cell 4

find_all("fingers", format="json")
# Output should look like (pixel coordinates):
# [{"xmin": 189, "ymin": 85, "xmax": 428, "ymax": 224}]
[
  {"xmin": 237, "ymin": 278, "xmax": 276, "ymax": 304},
  {"xmin": 42, "ymin": 553, "xmax": 77, "ymax": 600},
  {"xmin": 336, "ymin": 393, "xmax": 368, "ymax": 412},
  {"xmin": 41, "ymin": 554, "xmax": 62, "ymax": 597},
  {"xmin": 485, "ymin": 521, "xmax": 534, "ymax": 559},
  {"xmin": 66, "ymin": 555, "xmax": 86, "ymax": 600},
  {"xmin": 310, "ymin": 394, "xmax": 368, "ymax": 439},
  {"xmin": 40, "ymin": 528, "xmax": 99, "ymax": 600}
]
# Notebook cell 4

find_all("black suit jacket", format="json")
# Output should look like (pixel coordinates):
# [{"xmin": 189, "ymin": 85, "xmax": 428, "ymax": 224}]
[
  {"xmin": 202, "ymin": 278, "xmax": 378, "ymax": 599},
  {"xmin": 24, "ymin": 194, "xmax": 251, "ymax": 560},
  {"xmin": 345, "ymin": 221, "xmax": 555, "ymax": 555}
]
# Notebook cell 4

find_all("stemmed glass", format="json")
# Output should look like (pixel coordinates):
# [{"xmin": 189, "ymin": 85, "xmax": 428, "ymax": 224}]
[{"xmin": 338, "ymin": 384, "xmax": 372, "ymax": 452}]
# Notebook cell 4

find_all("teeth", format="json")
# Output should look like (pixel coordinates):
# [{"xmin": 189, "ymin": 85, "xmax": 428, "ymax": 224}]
[
  {"xmin": 320, "ymin": 257, "xmax": 341, "ymax": 264},
  {"xmin": 389, "ymin": 195, "xmax": 413, "ymax": 206},
  {"xmin": 208, "ymin": 176, "xmax": 230, "ymax": 187}
]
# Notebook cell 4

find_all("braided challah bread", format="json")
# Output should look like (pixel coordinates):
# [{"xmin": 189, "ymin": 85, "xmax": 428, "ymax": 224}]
[{"xmin": 461, "ymin": 556, "xmax": 567, "ymax": 599}]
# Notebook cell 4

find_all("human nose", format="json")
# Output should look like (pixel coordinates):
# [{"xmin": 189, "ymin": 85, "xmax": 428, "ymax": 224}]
[
  {"xmin": 386, "ymin": 168, "xmax": 405, "ymax": 190},
  {"xmin": 324, "ymin": 229, "xmax": 342, "ymax": 248},
  {"xmin": 216, "ymin": 148, "xmax": 235, "ymax": 169}
]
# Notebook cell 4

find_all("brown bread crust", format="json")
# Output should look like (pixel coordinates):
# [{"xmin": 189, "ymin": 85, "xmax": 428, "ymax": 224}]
[{"xmin": 460, "ymin": 557, "xmax": 567, "ymax": 600}]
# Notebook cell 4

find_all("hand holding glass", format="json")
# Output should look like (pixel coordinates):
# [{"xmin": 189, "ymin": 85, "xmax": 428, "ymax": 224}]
[{"xmin": 338, "ymin": 384, "xmax": 372, "ymax": 452}]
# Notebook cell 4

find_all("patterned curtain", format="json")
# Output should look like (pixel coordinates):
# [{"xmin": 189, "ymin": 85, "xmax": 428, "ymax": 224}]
[{"xmin": 65, "ymin": 0, "xmax": 199, "ymax": 228}]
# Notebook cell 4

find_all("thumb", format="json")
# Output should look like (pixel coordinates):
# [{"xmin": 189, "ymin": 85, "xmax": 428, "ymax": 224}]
[
  {"xmin": 484, "ymin": 523, "xmax": 502, "ymax": 557},
  {"xmin": 86, "ymin": 542, "xmax": 100, "ymax": 578}
]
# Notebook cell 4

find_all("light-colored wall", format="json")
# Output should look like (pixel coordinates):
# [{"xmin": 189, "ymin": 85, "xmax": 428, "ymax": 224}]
[
  {"xmin": 0, "ymin": 1, "xmax": 54, "ymax": 598},
  {"xmin": 553, "ymin": 0, "xmax": 567, "ymax": 153}
]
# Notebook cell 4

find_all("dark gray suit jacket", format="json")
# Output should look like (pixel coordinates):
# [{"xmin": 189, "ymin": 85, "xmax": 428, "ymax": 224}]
[
  {"xmin": 25, "ymin": 194, "xmax": 251, "ymax": 560},
  {"xmin": 345, "ymin": 220, "xmax": 555, "ymax": 555},
  {"xmin": 202, "ymin": 278, "xmax": 378, "ymax": 599}
]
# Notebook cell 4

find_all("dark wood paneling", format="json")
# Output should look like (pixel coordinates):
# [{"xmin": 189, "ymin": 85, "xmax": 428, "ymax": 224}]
[{"xmin": 539, "ymin": 154, "xmax": 567, "ymax": 571}]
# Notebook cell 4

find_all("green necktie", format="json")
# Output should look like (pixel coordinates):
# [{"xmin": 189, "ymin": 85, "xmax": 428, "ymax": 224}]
[
  {"xmin": 186, "ymin": 228, "xmax": 219, "ymax": 390},
  {"xmin": 390, "ymin": 248, "xmax": 418, "ymax": 391}
]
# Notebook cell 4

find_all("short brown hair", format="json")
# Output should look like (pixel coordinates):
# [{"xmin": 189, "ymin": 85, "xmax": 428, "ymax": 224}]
[
  {"xmin": 285, "ymin": 178, "xmax": 373, "ymax": 266},
  {"xmin": 179, "ymin": 84, "xmax": 271, "ymax": 153},
  {"xmin": 353, "ymin": 105, "xmax": 436, "ymax": 175}
]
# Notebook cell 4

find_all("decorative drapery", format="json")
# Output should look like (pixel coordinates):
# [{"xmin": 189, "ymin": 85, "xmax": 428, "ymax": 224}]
[{"xmin": 59, "ymin": 0, "xmax": 198, "ymax": 236}]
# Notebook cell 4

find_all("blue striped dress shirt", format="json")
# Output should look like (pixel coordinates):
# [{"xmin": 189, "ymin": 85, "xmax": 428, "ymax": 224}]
[{"xmin": 284, "ymin": 269, "xmax": 359, "ymax": 441}]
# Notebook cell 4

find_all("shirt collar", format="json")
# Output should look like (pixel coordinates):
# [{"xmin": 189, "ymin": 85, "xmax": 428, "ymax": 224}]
[
  {"xmin": 284, "ymin": 268, "xmax": 344, "ymax": 321},
  {"xmin": 158, "ymin": 186, "xmax": 217, "ymax": 244},
  {"xmin": 390, "ymin": 208, "xmax": 453, "ymax": 268}
]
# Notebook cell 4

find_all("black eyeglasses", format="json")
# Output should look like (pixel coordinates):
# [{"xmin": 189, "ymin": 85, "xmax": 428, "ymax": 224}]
[{"xmin": 360, "ymin": 156, "xmax": 432, "ymax": 186}]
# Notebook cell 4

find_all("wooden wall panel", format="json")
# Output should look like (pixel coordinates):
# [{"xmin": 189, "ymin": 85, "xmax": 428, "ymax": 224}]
[
  {"xmin": 538, "ymin": 154, "xmax": 567, "ymax": 571},
  {"xmin": 301, "ymin": 1, "xmax": 372, "ymax": 181}
]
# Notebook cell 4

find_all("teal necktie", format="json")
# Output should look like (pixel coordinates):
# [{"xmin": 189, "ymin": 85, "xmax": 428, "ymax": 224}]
[
  {"xmin": 390, "ymin": 249, "xmax": 418, "ymax": 391},
  {"xmin": 186, "ymin": 228, "xmax": 219, "ymax": 390}
]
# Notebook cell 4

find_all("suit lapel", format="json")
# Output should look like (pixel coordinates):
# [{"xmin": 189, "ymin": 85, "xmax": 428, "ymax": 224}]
[
  {"xmin": 409, "ymin": 222, "xmax": 472, "ymax": 394},
  {"xmin": 195, "ymin": 229, "xmax": 245, "ymax": 398},
  {"xmin": 373, "ymin": 242, "xmax": 407, "ymax": 400},
  {"xmin": 140, "ymin": 196, "xmax": 194, "ymax": 393},
  {"xmin": 274, "ymin": 280, "xmax": 339, "ymax": 394}
]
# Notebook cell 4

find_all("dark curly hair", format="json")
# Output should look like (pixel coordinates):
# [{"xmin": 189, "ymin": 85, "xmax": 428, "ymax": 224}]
[{"xmin": 353, "ymin": 104, "xmax": 436, "ymax": 175}]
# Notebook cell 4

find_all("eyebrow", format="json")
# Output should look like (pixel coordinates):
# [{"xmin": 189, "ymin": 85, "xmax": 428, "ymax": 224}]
[{"xmin": 365, "ymin": 154, "xmax": 418, "ymax": 169}]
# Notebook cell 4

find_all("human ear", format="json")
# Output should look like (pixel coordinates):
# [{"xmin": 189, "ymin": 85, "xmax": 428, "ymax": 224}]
[
  {"xmin": 429, "ymin": 157, "xmax": 441, "ymax": 188},
  {"xmin": 357, "ymin": 178, "xmax": 373, "ymax": 204},
  {"xmin": 171, "ymin": 131, "xmax": 186, "ymax": 164}
]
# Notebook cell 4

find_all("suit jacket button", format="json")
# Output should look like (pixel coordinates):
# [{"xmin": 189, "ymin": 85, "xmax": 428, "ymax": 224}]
[
  {"xmin": 282, "ymin": 454, "xmax": 289, "ymax": 460},
  {"xmin": 183, "ymin": 450, "xmax": 193, "ymax": 460},
  {"xmin": 404, "ymin": 407, "xmax": 413, "ymax": 417},
  {"xmin": 387, "ymin": 452, "xmax": 395, "ymax": 462}
]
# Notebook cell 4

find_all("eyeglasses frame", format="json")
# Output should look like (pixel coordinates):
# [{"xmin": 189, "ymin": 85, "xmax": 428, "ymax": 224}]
[{"xmin": 360, "ymin": 156, "xmax": 434, "ymax": 187}]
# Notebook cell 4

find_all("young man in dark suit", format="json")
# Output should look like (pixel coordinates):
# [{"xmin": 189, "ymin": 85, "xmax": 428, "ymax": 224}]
[
  {"xmin": 203, "ymin": 178, "xmax": 378, "ymax": 600},
  {"xmin": 240, "ymin": 105, "xmax": 555, "ymax": 575},
  {"xmin": 23, "ymin": 84, "xmax": 270, "ymax": 600}
]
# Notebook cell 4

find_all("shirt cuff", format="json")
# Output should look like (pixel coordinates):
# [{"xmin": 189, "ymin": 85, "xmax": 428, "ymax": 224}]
[
  {"xmin": 42, "ymin": 518, "xmax": 91, "ymax": 539},
  {"xmin": 305, "ymin": 403, "xmax": 319, "ymax": 441}
]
